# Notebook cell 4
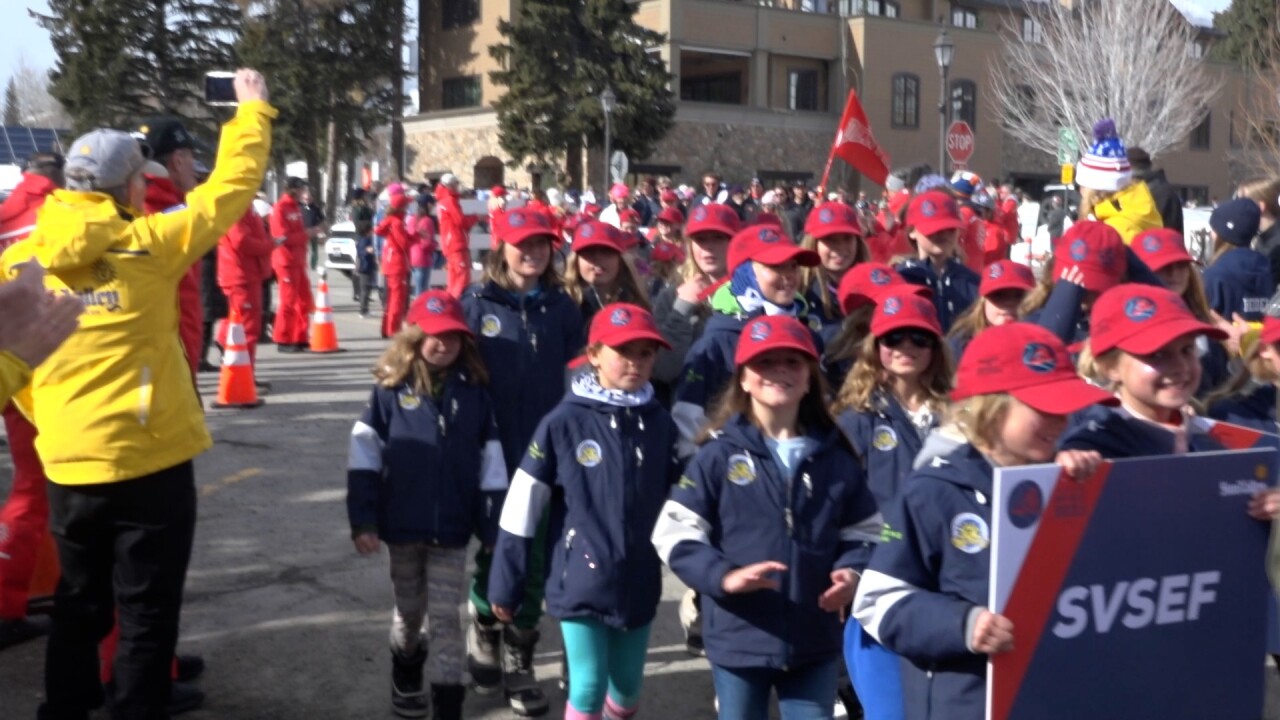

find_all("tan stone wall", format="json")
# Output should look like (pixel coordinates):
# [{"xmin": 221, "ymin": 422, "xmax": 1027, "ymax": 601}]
[
  {"xmin": 404, "ymin": 120, "xmax": 536, "ymax": 190},
  {"xmin": 641, "ymin": 120, "xmax": 834, "ymax": 187}
]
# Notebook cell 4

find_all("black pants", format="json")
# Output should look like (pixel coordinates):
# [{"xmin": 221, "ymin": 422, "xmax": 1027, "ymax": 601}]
[
  {"xmin": 40, "ymin": 462, "xmax": 197, "ymax": 720},
  {"xmin": 356, "ymin": 272, "xmax": 377, "ymax": 316}
]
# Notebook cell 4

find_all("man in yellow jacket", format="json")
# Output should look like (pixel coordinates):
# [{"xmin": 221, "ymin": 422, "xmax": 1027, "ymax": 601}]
[
  {"xmin": 1075, "ymin": 118, "xmax": 1163, "ymax": 244},
  {"xmin": 1, "ymin": 69, "xmax": 275, "ymax": 720}
]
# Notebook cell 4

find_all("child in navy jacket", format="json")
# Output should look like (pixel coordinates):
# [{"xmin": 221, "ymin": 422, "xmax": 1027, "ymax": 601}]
[
  {"xmin": 832, "ymin": 293, "xmax": 952, "ymax": 720},
  {"xmin": 893, "ymin": 191, "xmax": 980, "ymax": 333},
  {"xmin": 460, "ymin": 206, "xmax": 584, "ymax": 714},
  {"xmin": 1203, "ymin": 198, "xmax": 1271, "ymax": 323},
  {"xmin": 654, "ymin": 315, "xmax": 883, "ymax": 720},
  {"xmin": 945, "ymin": 260, "xmax": 1035, "ymax": 360},
  {"xmin": 799, "ymin": 202, "xmax": 870, "ymax": 346},
  {"xmin": 346, "ymin": 291, "xmax": 508, "ymax": 720},
  {"xmin": 489, "ymin": 304, "xmax": 680, "ymax": 720},
  {"xmin": 853, "ymin": 323, "xmax": 1110, "ymax": 720}
]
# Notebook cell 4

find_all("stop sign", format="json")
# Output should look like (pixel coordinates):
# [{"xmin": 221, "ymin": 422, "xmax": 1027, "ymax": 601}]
[{"xmin": 947, "ymin": 121, "xmax": 975, "ymax": 164}]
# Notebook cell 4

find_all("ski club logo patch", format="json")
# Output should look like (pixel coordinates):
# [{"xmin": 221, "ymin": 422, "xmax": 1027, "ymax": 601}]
[
  {"xmin": 872, "ymin": 426, "xmax": 898, "ymax": 451},
  {"xmin": 1141, "ymin": 234, "xmax": 1162, "ymax": 253},
  {"xmin": 950, "ymin": 512, "xmax": 990, "ymax": 554},
  {"xmin": 693, "ymin": 206, "xmax": 708, "ymax": 222},
  {"xmin": 749, "ymin": 320, "xmax": 771, "ymax": 342},
  {"xmin": 576, "ymin": 440, "xmax": 603, "ymax": 468},
  {"xmin": 480, "ymin": 314, "xmax": 502, "ymax": 337},
  {"xmin": 1124, "ymin": 296, "xmax": 1157, "ymax": 322},
  {"xmin": 426, "ymin": 297, "xmax": 445, "ymax": 313},
  {"xmin": 398, "ymin": 392, "xmax": 422, "ymax": 411},
  {"xmin": 610, "ymin": 307, "xmax": 631, "ymax": 326},
  {"xmin": 1022, "ymin": 342, "xmax": 1057, "ymax": 373},
  {"xmin": 758, "ymin": 228, "xmax": 780, "ymax": 243},
  {"xmin": 869, "ymin": 268, "xmax": 892, "ymax": 285},
  {"xmin": 726, "ymin": 454, "xmax": 756, "ymax": 486},
  {"xmin": 1069, "ymin": 238, "xmax": 1088, "ymax": 261},
  {"xmin": 579, "ymin": 223, "xmax": 594, "ymax": 238},
  {"xmin": 882, "ymin": 296, "xmax": 902, "ymax": 315},
  {"xmin": 920, "ymin": 200, "xmax": 937, "ymax": 218},
  {"xmin": 988, "ymin": 263, "xmax": 1004, "ymax": 279},
  {"xmin": 508, "ymin": 212, "xmax": 526, "ymax": 228},
  {"xmin": 819, "ymin": 208, "xmax": 834, "ymax": 224},
  {"xmin": 1007, "ymin": 480, "xmax": 1044, "ymax": 529}
]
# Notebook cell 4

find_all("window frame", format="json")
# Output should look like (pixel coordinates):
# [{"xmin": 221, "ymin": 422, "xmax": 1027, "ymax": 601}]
[
  {"xmin": 442, "ymin": 0, "xmax": 479, "ymax": 30},
  {"xmin": 950, "ymin": 79, "xmax": 977, "ymax": 130},
  {"xmin": 951, "ymin": 7, "xmax": 978, "ymax": 29},
  {"xmin": 787, "ymin": 68, "xmax": 821, "ymax": 112},
  {"xmin": 1022, "ymin": 16, "xmax": 1044, "ymax": 43},
  {"xmin": 891, "ymin": 72, "xmax": 920, "ymax": 129},
  {"xmin": 1190, "ymin": 112, "xmax": 1211, "ymax": 151},
  {"xmin": 442, "ymin": 75, "xmax": 482, "ymax": 110}
]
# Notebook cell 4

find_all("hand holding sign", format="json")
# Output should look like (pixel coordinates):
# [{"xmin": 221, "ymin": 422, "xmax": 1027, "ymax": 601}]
[{"xmin": 970, "ymin": 609, "xmax": 1015, "ymax": 655}]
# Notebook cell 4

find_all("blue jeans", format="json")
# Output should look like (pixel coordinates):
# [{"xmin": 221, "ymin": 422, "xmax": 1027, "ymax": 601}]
[
  {"xmin": 844, "ymin": 620, "xmax": 905, "ymax": 720},
  {"xmin": 410, "ymin": 267, "xmax": 430, "ymax": 298},
  {"xmin": 560, "ymin": 618, "xmax": 651, "ymax": 715},
  {"xmin": 711, "ymin": 657, "xmax": 839, "ymax": 720}
]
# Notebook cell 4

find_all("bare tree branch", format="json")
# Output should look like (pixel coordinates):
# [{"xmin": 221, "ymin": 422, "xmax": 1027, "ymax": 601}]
[
  {"xmin": 1228, "ymin": 6, "xmax": 1280, "ymax": 179},
  {"xmin": 990, "ymin": 0, "xmax": 1216, "ymax": 161},
  {"xmin": 9, "ymin": 55, "xmax": 73, "ymax": 128}
]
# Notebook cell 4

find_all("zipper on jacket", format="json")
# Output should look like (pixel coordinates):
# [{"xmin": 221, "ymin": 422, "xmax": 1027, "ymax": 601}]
[{"xmin": 138, "ymin": 366, "xmax": 152, "ymax": 426}]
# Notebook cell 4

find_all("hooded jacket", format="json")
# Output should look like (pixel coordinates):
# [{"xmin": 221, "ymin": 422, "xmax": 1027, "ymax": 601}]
[
  {"xmin": 1091, "ymin": 180, "xmax": 1163, "ymax": 244},
  {"xmin": 217, "ymin": 208, "xmax": 274, "ymax": 288},
  {"xmin": 375, "ymin": 212, "xmax": 410, "ymax": 276},
  {"xmin": 490, "ymin": 375, "xmax": 681, "ymax": 629},
  {"xmin": 269, "ymin": 192, "xmax": 308, "ymax": 269},
  {"xmin": 895, "ymin": 257, "xmax": 979, "ymax": 334},
  {"xmin": 853, "ymin": 441, "xmax": 996, "ymax": 720},
  {"xmin": 143, "ymin": 175, "xmax": 203, "ymax": 375},
  {"xmin": 1131, "ymin": 167, "xmax": 1184, "ymax": 234},
  {"xmin": 0, "ymin": 173, "xmax": 58, "ymax": 252},
  {"xmin": 837, "ymin": 392, "xmax": 938, "ymax": 509},
  {"xmin": 346, "ymin": 371, "xmax": 508, "ymax": 547},
  {"xmin": 653, "ymin": 414, "xmax": 881, "ymax": 669},
  {"xmin": 462, "ymin": 281, "xmax": 585, "ymax": 473},
  {"xmin": 435, "ymin": 183, "xmax": 478, "ymax": 256},
  {"xmin": 0, "ymin": 99, "xmax": 276, "ymax": 485},
  {"xmin": 1204, "ymin": 247, "xmax": 1273, "ymax": 322},
  {"xmin": 650, "ymin": 282, "xmax": 710, "ymax": 405}
]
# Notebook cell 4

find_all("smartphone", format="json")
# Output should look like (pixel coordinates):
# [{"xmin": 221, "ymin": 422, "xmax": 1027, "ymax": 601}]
[{"xmin": 204, "ymin": 72, "xmax": 237, "ymax": 106}]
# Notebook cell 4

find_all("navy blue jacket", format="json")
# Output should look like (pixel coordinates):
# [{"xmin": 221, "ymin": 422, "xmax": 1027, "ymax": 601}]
[
  {"xmin": 463, "ymin": 281, "xmax": 586, "ymax": 473},
  {"xmin": 837, "ymin": 393, "xmax": 938, "ymax": 509},
  {"xmin": 804, "ymin": 278, "xmax": 844, "ymax": 347},
  {"xmin": 489, "ymin": 383, "xmax": 681, "ymax": 629},
  {"xmin": 347, "ymin": 374, "xmax": 508, "ymax": 546},
  {"xmin": 1060, "ymin": 404, "xmax": 1232, "ymax": 457},
  {"xmin": 1208, "ymin": 384, "xmax": 1278, "ymax": 434},
  {"xmin": 355, "ymin": 232, "xmax": 377, "ymax": 275},
  {"xmin": 852, "ymin": 442, "xmax": 995, "ymax": 720},
  {"xmin": 653, "ymin": 415, "xmax": 881, "ymax": 670},
  {"xmin": 895, "ymin": 258, "xmax": 979, "ymax": 333},
  {"xmin": 1204, "ymin": 247, "xmax": 1273, "ymax": 322}
]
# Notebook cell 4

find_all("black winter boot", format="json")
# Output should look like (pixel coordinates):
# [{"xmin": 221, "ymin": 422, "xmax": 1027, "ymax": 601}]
[
  {"xmin": 430, "ymin": 683, "xmax": 466, "ymax": 720},
  {"xmin": 391, "ymin": 647, "xmax": 428, "ymax": 718},
  {"xmin": 467, "ymin": 608, "xmax": 503, "ymax": 693},
  {"xmin": 502, "ymin": 626, "xmax": 549, "ymax": 717}
]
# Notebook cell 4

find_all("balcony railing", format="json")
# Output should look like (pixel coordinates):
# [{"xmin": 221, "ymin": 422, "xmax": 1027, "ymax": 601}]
[{"xmin": 746, "ymin": 0, "xmax": 901, "ymax": 19}]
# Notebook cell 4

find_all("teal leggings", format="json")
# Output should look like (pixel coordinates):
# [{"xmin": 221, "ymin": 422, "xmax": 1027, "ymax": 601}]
[{"xmin": 560, "ymin": 618, "xmax": 652, "ymax": 716}]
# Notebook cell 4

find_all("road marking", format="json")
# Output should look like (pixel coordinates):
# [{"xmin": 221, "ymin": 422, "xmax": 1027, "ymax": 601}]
[{"xmin": 201, "ymin": 467, "xmax": 265, "ymax": 497}]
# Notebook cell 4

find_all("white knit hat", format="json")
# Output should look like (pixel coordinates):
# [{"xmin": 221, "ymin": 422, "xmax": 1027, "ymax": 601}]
[{"xmin": 1075, "ymin": 119, "xmax": 1132, "ymax": 192}]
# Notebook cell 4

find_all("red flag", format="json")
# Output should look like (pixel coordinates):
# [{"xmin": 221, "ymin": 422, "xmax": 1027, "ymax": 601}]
[{"xmin": 821, "ymin": 89, "xmax": 892, "ymax": 189}]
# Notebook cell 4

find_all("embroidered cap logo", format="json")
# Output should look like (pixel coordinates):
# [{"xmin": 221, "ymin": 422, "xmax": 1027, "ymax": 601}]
[
  {"xmin": 610, "ymin": 308, "xmax": 631, "ymax": 326},
  {"xmin": 882, "ymin": 296, "xmax": 902, "ymax": 315},
  {"xmin": 426, "ymin": 297, "xmax": 445, "ymax": 314},
  {"xmin": 1022, "ymin": 342, "xmax": 1057, "ymax": 373},
  {"xmin": 749, "ymin": 320, "xmax": 770, "ymax": 342},
  {"xmin": 988, "ymin": 263, "xmax": 1004, "ymax": 279},
  {"xmin": 869, "ymin": 268, "xmax": 891, "ymax": 285},
  {"xmin": 1070, "ymin": 238, "xmax": 1087, "ymax": 262},
  {"xmin": 819, "ymin": 208, "xmax": 834, "ymax": 224},
  {"xmin": 1124, "ymin": 296, "xmax": 1157, "ymax": 322},
  {"xmin": 1141, "ymin": 234, "xmax": 1161, "ymax": 253}
]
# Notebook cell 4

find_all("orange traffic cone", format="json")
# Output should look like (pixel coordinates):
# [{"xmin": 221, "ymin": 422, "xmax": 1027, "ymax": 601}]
[
  {"xmin": 309, "ymin": 275, "xmax": 342, "ymax": 353},
  {"xmin": 213, "ymin": 308, "xmax": 264, "ymax": 408}
]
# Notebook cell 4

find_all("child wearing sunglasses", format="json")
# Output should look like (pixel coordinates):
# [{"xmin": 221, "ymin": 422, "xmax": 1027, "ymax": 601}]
[{"xmin": 831, "ymin": 292, "xmax": 952, "ymax": 720}]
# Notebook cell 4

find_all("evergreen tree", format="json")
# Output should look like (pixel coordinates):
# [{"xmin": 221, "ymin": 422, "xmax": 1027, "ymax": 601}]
[
  {"xmin": 3, "ymin": 79, "xmax": 20, "ymax": 125},
  {"xmin": 37, "ymin": 0, "xmax": 144, "ymax": 132},
  {"xmin": 1211, "ymin": 0, "xmax": 1279, "ymax": 67},
  {"xmin": 490, "ymin": 0, "xmax": 675, "ymax": 184}
]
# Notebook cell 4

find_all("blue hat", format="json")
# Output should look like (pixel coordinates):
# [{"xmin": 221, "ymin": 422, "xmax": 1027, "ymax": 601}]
[
  {"xmin": 1210, "ymin": 198, "xmax": 1262, "ymax": 247},
  {"xmin": 914, "ymin": 174, "xmax": 949, "ymax": 194},
  {"xmin": 1076, "ymin": 119, "xmax": 1132, "ymax": 193}
]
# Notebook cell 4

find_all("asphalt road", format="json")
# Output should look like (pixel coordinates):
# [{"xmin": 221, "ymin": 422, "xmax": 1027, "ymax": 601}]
[{"xmin": 1, "ymin": 269, "xmax": 1279, "ymax": 719}]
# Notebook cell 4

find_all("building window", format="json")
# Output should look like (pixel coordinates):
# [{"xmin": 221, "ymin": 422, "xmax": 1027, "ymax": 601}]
[
  {"xmin": 950, "ymin": 79, "xmax": 977, "ymax": 129},
  {"xmin": 788, "ymin": 69, "xmax": 819, "ymax": 111},
  {"xmin": 1009, "ymin": 84, "xmax": 1034, "ymax": 123},
  {"xmin": 891, "ymin": 73, "xmax": 919, "ymax": 129},
  {"xmin": 442, "ymin": 0, "xmax": 479, "ymax": 30},
  {"xmin": 951, "ymin": 7, "xmax": 978, "ymax": 29},
  {"xmin": 1190, "ymin": 113, "xmax": 1211, "ymax": 150},
  {"xmin": 839, "ymin": 0, "xmax": 899, "ymax": 17},
  {"xmin": 442, "ymin": 76, "xmax": 481, "ymax": 109},
  {"xmin": 1186, "ymin": 40, "xmax": 1205, "ymax": 59},
  {"xmin": 680, "ymin": 50, "xmax": 749, "ymax": 105},
  {"xmin": 1022, "ymin": 17, "xmax": 1044, "ymax": 43}
]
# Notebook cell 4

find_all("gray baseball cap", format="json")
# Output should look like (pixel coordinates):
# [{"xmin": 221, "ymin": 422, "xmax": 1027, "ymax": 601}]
[{"xmin": 64, "ymin": 129, "xmax": 149, "ymax": 191}]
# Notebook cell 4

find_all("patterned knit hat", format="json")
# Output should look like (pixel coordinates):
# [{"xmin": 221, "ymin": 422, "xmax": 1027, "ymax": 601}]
[{"xmin": 1075, "ymin": 119, "xmax": 1132, "ymax": 193}]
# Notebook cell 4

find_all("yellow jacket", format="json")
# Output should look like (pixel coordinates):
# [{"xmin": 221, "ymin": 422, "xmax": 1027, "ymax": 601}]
[
  {"xmin": 1092, "ymin": 180, "xmax": 1163, "ymax": 244},
  {"xmin": 0, "ymin": 353, "xmax": 31, "ymax": 407},
  {"xmin": 1, "ymin": 100, "xmax": 277, "ymax": 485}
]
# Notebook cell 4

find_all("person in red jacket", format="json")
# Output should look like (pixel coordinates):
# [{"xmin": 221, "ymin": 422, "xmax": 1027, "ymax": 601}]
[
  {"xmin": 271, "ymin": 178, "xmax": 315, "ymax": 352},
  {"xmin": 436, "ymin": 173, "xmax": 479, "ymax": 298},
  {"xmin": 0, "ymin": 152, "xmax": 62, "ymax": 652},
  {"xmin": 377, "ymin": 193, "xmax": 413, "ymax": 337},
  {"xmin": 217, "ymin": 209, "xmax": 276, "ymax": 365},
  {"xmin": 972, "ymin": 190, "xmax": 1013, "ymax": 266},
  {"xmin": 138, "ymin": 119, "xmax": 206, "ymax": 378}
]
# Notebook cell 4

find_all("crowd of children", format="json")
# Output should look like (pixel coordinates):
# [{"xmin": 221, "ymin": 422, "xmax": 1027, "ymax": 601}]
[{"xmin": 345, "ymin": 119, "xmax": 1280, "ymax": 720}]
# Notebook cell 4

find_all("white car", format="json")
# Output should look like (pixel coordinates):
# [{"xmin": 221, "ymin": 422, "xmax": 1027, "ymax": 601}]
[{"xmin": 323, "ymin": 221, "xmax": 359, "ymax": 278}]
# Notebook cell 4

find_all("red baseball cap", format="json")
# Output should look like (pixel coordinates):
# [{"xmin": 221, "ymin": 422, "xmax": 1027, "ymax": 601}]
[
  {"xmin": 609, "ymin": 183, "xmax": 630, "ymax": 200},
  {"xmin": 573, "ymin": 220, "xmax": 626, "ymax": 254},
  {"xmin": 660, "ymin": 189, "xmax": 679, "ymax": 204},
  {"xmin": 1052, "ymin": 221, "xmax": 1126, "ymax": 293},
  {"xmin": 727, "ymin": 225, "xmax": 819, "ymax": 273},
  {"xmin": 407, "ymin": 291, "xmax": 472, "ymax": 337},
  {"xmin": 619, "ymin": 208, "xmax": 641, "ymax": 225},
  {"xmin": 952, "ymin": 322, "xmax": 1115, "ymax": 414},
  {"xmin": 1132, "ymin": 228, "xmax": 1194, "ymax": 272},
  {"xmin": 804, "ymin": 202, "xmax": 864, "ymax": 239},
  {"xmin": 1261, "ymin": 317, "xmax": 1280, "ymax": 345},
  {"xmin": 490, "ymin": 185, "xmax": 507, "ymax": 198},
  {"xmin": 979, "ymin": 260, "xmax": 1036, "ymax": 297},
  {"xmin": 501, "ymin": 206, "xmax": 558, "ymax": 246},
  {"xmin": 735, "ymin": 315, "xmax": 818, "ymax": 366},
  {"xmin": 389, "ymin": 193, "xmax": 411, "ymax": 212},
  {"xmin": 871, "ymin": 292, "xmax": 943, "ymax": 338},
  {"xmin": 888, "ymin": 189, "xmax": 912, "ymax": 217},
  {"xmin": 1088, "ymin": 283, "xmax": 1227, "ymax": 356},
  {"xmin": 685, "ymin": 203, "xmax": 740, "ymax": 238},
  {"xmin": 582, "ymin": 203, "xmax": 602, "ymax": 219},
  {"xmin": 906, "ymin": 190, "xmax": 964, "ymax": 236},
  {"xmin": 754, "ymin": 212, "xmax": 785, "ymax": 230},
  {"xmin": 650, "ymin": 240, "xmax": 686, "ymax": 264},
  {"xmin": 837, "ymin": 262, "xmax": 931, "ymax": 314},
  {"xmin": 589, "ymin": 303, "xmax": 671, "ymax": 349},
  {"xmin": 656, "ymin": 207, "xmax": 684, "ymax": 226}
]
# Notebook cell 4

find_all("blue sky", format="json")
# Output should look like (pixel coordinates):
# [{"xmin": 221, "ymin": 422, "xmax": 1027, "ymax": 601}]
[{"xmin": 0, "ymin": 0, "xmax": 1235, "ymax": 86}]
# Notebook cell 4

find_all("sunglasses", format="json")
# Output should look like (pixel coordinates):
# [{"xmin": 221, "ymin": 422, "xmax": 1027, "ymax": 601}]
[{"xmin": 879, "ymin": 329, "xmax": 935, "ymax": 349}]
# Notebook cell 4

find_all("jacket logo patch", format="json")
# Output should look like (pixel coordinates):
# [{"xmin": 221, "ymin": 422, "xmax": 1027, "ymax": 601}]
[
  {"xmin": 576, "ymin": 440, "xmax": 603, "ymax": 467},
  {"xmin": 950, "ymin": 512, "xmax": 990, "ymax": 554},
  {"xmin": 872, "ymin": 426, "xmax": 898, "ymax": 451},
  {"xmin": 398, "ymin": 393, "xmax": 421, "ymax": 410},
  {"xmin": 480, "ymin": 314, "xmax": 501, "ymax": 337},
  {"xmin": 726, "ymin": 453, "xmax": 756, "ymax": 486},
  {"xmin": 91, "ymin": 258, "xmax": 117, "ymax": 285},
  {"xmin": 527, "ymin": 442, "xmax": 545, "ymax": 461}
]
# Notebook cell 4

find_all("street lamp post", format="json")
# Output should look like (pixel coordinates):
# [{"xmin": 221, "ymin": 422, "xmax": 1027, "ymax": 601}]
[
  {"xmin": 934, "ymin": 28, "xmax": 954, "ymax": 176},
  {"xmin": 600, "ymin": 86, "xmax": 617, "ymax": 189}
]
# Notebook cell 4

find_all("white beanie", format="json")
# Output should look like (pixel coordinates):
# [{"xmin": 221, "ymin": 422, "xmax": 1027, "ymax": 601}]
[{"xmin": 1075, "ymin": 119, "xmax": 1132, "ymax": 193}]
